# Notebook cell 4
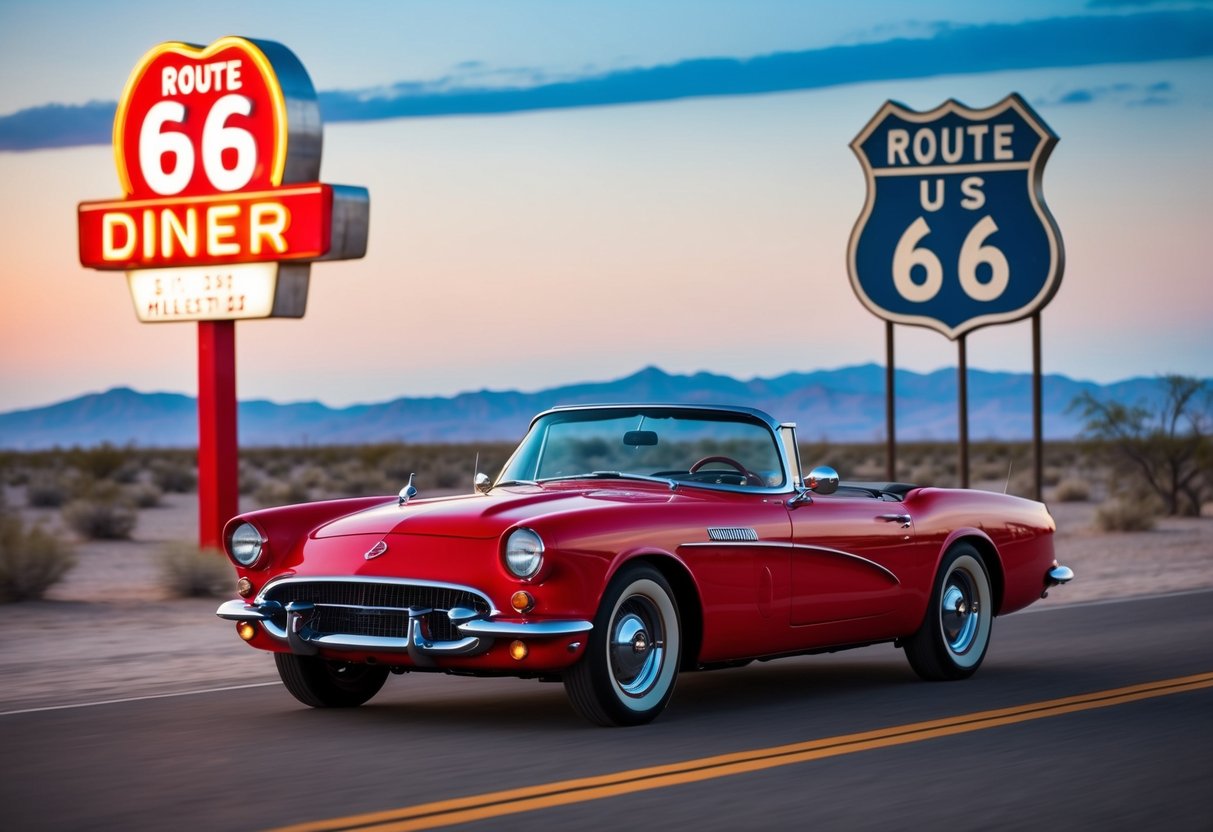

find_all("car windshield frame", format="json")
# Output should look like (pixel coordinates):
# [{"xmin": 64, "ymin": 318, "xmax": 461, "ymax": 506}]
[{"xmin": 495, "ymin": 405, "xmax": 796, "ymax": 495}]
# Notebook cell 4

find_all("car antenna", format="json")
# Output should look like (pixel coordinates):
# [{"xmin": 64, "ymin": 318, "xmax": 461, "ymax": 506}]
[{"xmin": 1004, "ymin": 462, "xmax": 1013, "ymax": 494}]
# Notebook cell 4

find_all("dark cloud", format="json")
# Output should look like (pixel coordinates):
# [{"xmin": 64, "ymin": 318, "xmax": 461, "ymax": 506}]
[
  {"xmin": 1036, "ymin": 79, "xmax": 1178, "ymax": 106},
  {"xmin": 2, "ymin": 9, "xmax": 1211, "ymax": 152},
  {"xmin": 0, "ymin": 101, "xmax": 115, "ymax": 151}
]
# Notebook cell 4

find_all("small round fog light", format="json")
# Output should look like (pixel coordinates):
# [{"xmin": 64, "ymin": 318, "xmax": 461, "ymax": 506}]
[
  {"xmin": 237, "ymin": 621, "xmax": 257, "ymax": 642},
  {"xmin": 511, "ymin": 591, "xmax": 535, "ymax": 613},
  {"xmin": 237, "ymin": 577, "xmax": 254, "ymax": 598},
  {"xmin": 509, "ymin": 640, "xmax": 528, "ymax": 661}
]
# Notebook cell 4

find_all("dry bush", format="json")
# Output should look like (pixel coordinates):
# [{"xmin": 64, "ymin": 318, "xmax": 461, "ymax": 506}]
[
  {"xmin": 909, "ymin": 463, "xmax": 942, "ymax": 487},
  {"xmin": 159, "ymin": 541, "xmax": 231, "ymax": 598},
  {"xmin": 65, "ymin": 442, "xmax": 131, "ymax": 481},
  {"xmin": 0, "ymin": 510, "xmax": 77, "ymax": 602},
  {"xmin": 26, "ymin": 472, "xmax": 73, "ymax": 508},
  {"xmin": 323, "ymin": 461, "xmax": 395, "ymax": 497},
  {"xmin": 151, "ymin": 458, "xmax": 197, "ymax": 493},
  {"xmin": 1, "ymin": 456, "xmax": 30, "ymax": 486},
  {"xmin": 973, "ymin": 458, "xmax": 1011, "ymax": 482},
  {"xmin": 1051, "ymin": 478, "xmax": 1091, "ymax": 503},
  {"xmin": 295, "ymin": 464, "xmax": 330, "ymax": 491},
  {"xmin": 237, "ymin": 460, "xmax": 264, "ymax": 495},
  {"xmin": 1094, "ymin": 497, "xmax": 1159, "ymax": 532},
  {"xmin": 254, "ymin": 479, "xmax": 312, "ymax": 508},
  {"xmin": 1005, "ymin": 468, "xmax": 1040, "ymax": 498},
  {"xmin": 62, "ymin": 482, "xmax": 138, "ymax": 540},
  {"xmin": 127, "ymin": 482, "xmax": 164, "ymax": 508}
]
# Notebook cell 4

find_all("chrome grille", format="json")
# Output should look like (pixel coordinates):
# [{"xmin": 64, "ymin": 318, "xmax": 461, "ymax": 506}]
[{"xmin": 263, "ymin": 580, "xmax": 490, "ymax": 643}]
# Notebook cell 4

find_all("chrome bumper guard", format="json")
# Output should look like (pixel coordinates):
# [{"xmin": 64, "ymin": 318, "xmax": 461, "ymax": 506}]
[
  {"xmin": 1042, "ymin": 563, "xmax": 1075, "ymax": 598},
  {"xmin": 216, "ymin": 598, "xmax": 591, "ymax": 664}
]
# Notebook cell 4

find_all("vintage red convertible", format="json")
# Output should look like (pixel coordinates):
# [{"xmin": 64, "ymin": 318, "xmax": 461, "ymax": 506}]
[{"xmin": 217, "ymin": 404, "xmax": 1072, "ymax": 725}]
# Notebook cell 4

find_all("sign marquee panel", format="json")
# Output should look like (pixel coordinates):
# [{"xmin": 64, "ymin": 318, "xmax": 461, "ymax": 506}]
[
  {"xmin": 847, "ymin": 94, "xmax": 1063, "ymax": 340},
  {"xmin": 77, "ymin": 36, "xmax": 367, "ymax": 321}
]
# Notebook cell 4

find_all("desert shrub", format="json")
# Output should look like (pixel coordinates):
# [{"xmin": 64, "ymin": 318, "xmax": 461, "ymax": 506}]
[
  {"xmin": 26, "ymin": 472, "xmax": 73, "ymax": 508},
  {"xmin": 159, "ymin": 541, "xmax": 231, "ymax": 598},
  {"xmin": 2, "ymin": 460, "xmax": 30, "ymax": 486},
  {"xmin": 1094, "ymin": 497, "xmax": 1159, "ymax": 532},
  {"xmin": 908, "ymin": 463, "xmax": 941, "ymax": 487},
  {"xmin": 973, "ymin": 458, "xmax": 1011, "ymax": 482},
  {"xmin": 151, "ymin": 458, "xmax": 197, "ymax": 493},
  {"xmin": 0, "ymin": 510, "xmax": 77, "ymax": 602},
  {"xmin": 66, "ymin": 442, "xmax": 131, "ymax": 481},
  {"xmin": 1074, "ymin": 375, "xmax": 1210, "ymax": 516},
  {"xmin": 295, "ymin": 464, "xmax": 331, "ymax": 491},
  {"xmin": 237, "ymin": 460, "xmax": 264, "ymax": 495},
  {"xmin": 62, "ymin": 483, "xmax": 138, "ymax": 540},
  {"xmin": 325, "ymin": 462, "xmax": 395, "ymax": 497},
  {"xmin": 127, "ymin": 482, "xmax": 164, "ymax": 508},
  {"xmin": 254, "ymin": 479, "xmax": 312, "ymax": 508},
  {"xmin": 1005, "ymin": 468, "xmax": 1042, "ymax": 498},
  {"xmin": 1052, "ymin": 478, "xmax": 1091, "ymax": 503}
]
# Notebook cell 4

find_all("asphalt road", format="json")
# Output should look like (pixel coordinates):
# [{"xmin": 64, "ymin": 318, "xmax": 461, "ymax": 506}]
[{"xmin": 3, "ymin": 591, "xmax": 1211, "ymax": 832}]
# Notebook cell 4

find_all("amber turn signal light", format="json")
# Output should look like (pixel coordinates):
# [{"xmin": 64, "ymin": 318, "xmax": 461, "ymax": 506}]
[
  {"xmin": 509, "ymin": 640, "xmax": 528, "ymax": 661},
  {"xmin": 511, "ymin": 590, "xmax": 535, "ymax": 613},
  {"xmin": 237, "ymin": 621, "xmax": 257, "ymax": 642}
]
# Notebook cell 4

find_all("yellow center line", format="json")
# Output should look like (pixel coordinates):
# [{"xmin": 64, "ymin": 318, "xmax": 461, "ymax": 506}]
[{"xmin": 269, "ymin": 672, "xmax": 1213, "ymax": 832}]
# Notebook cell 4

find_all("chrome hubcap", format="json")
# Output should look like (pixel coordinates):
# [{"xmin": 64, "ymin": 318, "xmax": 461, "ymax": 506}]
[
  {"xmin": 941, "ymin": 571, "xmax": 980, "ymax": 654},
  {"xmin": 610, "ymin": 599, "xmax": 665, "ymax": 696}
]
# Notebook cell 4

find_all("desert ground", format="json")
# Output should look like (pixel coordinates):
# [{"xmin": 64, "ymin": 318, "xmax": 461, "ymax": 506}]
[{"xmin": 2, "ymin": 486, "xmax": 1211, "ymax": 714}]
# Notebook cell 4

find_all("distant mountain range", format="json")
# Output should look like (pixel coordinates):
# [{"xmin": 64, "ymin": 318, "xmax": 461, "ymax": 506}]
[{"xmin": 0, "ymin": 364, "xmax": 1188, "ymax": 449}]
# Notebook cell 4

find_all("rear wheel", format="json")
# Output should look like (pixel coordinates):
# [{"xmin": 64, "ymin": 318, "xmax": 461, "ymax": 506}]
[
  {"xmin": 564, "ymin": 564, "xmax": 681, "ymax": 726},
  {"xmin": 274, "ymin": 654, "xmax": 390, "ymax": 708},
  {"xmin": 903, "ymin": 543, "xmax": 992, "ymax": 681}
]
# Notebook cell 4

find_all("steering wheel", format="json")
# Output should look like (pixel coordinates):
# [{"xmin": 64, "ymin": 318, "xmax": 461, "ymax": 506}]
[{"xmin": 689, "ymin": 455, "xmax": 765, "ymax": 486}]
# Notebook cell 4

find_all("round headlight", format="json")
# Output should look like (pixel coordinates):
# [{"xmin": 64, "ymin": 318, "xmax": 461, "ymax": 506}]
[
  {"xmin": 229, "ymin": 522, "xmax": 264, "ymax": 567},
  {"xmin": 504, "ymin": 528, "xmax": 544, "ymax": 579}
]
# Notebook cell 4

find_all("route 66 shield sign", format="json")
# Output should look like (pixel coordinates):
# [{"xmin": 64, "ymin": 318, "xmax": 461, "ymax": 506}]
[{"xmin": 847, "ymin": 94, "xmax": 1063, "ymax": 340}]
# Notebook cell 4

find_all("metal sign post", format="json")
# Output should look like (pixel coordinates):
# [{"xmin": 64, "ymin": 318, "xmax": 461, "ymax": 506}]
[
  {"xmin": 848, "ymin": 94, "xmax": 1063, "ymax": 491},
  {"xmin": 78, "ymin": 37, "xmax": 370, "ymax": 547}
]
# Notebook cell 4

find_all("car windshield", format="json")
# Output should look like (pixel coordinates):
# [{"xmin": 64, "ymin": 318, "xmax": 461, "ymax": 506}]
[{"xmin": 498, "ymin": 408, "xmax": 787, "ymax": 490}]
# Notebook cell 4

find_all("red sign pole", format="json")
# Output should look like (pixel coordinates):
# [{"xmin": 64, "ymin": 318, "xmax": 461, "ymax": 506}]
[{"xmin": 197, "ymin": 320, "xmax": 239, "ymax": 549}]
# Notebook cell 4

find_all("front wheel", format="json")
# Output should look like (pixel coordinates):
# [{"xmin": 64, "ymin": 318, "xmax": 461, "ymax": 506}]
[
  {"xmin": 274, "ymin": 654, "xmax": 390, "ymax": 708},
  {"xmin": 903, "ymin": 544, "xmax": 993, "ymax": 681},
  {"xmin": 564, "ymin": 564, "xmax": 682, "ymax": 726}
]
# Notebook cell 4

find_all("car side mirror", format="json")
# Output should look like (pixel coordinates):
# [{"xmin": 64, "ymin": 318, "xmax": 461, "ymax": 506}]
[
  {"xmin": 474, "ymin": 472, "xmax": 492, "ymax": 494},
  {"xmin": 807, "ymin": 466, "xmax": 839, "ymax": 495}
]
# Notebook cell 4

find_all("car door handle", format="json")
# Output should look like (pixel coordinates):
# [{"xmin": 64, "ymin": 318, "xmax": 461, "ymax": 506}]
[{"xmin": 878, "ymin": 513, "xmax": 912, "ymax": 528}]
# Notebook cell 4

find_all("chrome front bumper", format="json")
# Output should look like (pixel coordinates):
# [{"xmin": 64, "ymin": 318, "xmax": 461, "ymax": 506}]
[{"xmin": 215, "ymin": 598, "xmax": 591, "ymax": 664}]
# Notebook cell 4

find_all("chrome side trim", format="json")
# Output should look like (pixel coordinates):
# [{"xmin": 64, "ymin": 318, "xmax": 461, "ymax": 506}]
[
  {"xmin": 680, "ymin": 540, "xmax": 901, "ymax": 584},
  {"xmin": 458, "ymin": 619, "xmax": 593, "ymax": 638}
]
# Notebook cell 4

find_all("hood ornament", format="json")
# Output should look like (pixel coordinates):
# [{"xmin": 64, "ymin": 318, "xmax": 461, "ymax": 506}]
[
  {"xmin": 364, "ymin": 539, "xmax": 389, "ymax": 560},
  {"xmin": 398, "ymin": 473, "xmax": 418, "ymax": 506}
]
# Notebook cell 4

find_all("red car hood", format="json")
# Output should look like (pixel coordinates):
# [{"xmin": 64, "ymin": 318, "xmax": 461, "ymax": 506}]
[{"xmin": 312, "ymin": 485, "xmax": 675, "ymax": 540}]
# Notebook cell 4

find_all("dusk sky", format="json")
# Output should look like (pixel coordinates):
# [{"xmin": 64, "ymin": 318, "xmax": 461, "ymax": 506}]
[{"xmin": 1, "ymin": 0, "xmax": 1211, "ymax": 413}]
